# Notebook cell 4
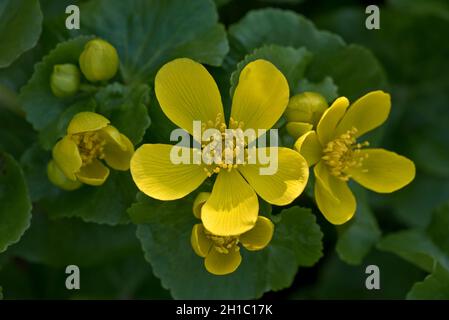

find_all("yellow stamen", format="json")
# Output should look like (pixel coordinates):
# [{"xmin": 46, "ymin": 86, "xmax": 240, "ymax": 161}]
[
  {"xmin": 204, "ymin": 229, "xmax": 240, "ymax": 254},
  {"xmin": 71, "ymin": 131, "xmax": 105, "ymax": 166},
  {"xmin": 201, "ymin": 114, "xmax": 248, "ymax": 176},
  {"xmin": 322, "ymin": 127, "xmax": 369, "ymax": 181}
]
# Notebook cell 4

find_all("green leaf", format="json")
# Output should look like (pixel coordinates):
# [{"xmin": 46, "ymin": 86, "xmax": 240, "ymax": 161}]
[
  {"xmin": 228, "ymin": 8, "xmax": 386, "ymax": 100},
  {"xmin": 0, "ymin": 286, "xmax": 2, "ymax": 299},
  {"xmin": 20, "ymin": 144, "xmax": 56, "ymax": 203},
  {"xmin": 95, "ymin": 83, "xmax": 151, "ymax": 144},
  {"xmin": 0, "ymin": 107, "xmax": 35, "ymax": 159},
  {"xmin": 378, "ymin": 203, "xmax": 449, "ymax": 273},
  {"xmin": 293, "ymin": 250, "xmax": 425, "ymax": 299},
  {"xmin": 79, "ymin": 0, "xmax": 229, "ymax": 83},
  {"xmin": 19, "ymin": 36, "xmax": 94, "ymax": 150},
  {"xmin": 11, "ymin": 213, "xmax": 139, "ymax": 267},
  {"xmin": 38, "ymin": 98, "xmax": 97, "ymax": 150},
  {"xmin": 390, "ymin": 0, "xmax": 449, "ymax": 21},
  {"xmin": 229, "ymin": 45, "xmax": 312, "ymax": 97},
  {"xmin": 297, "ymin": 77, "xmax": 338, "ymax": 102},
  {"xmin": 407, "ymin": 264, "xmax": 449, "ymax": 299},
  {"xmin": 336, "ymin": 188, "xmax": 381, "ymax": 265},
  {"xmin": 307, "ymin": 44, "xmax": 387, "ymax": 101},
  {"xmin": 228, "ymin": 8, "xmax": 344, "ymax": 59},
  {"xmin": 42, "ymin": 171, "xmax": 137, "ymax": 225},
  {"xmin": 0, "ymin": 152, "xmax": 32, "ymax": 253},
  {"xmin": 427, "ymin": 203, "xmax": 449, "ymax": 254},
  {"xmin": 130, "ymin": 194, "xmax": 323, "ymax": 299},
  {"xmin": 377, "ymin": 230, "xmax": 446, "ymax": 273},
  {"xmin": 0, "ymin": 0, "xmax": 43, "ymax": 68},
  {"xmin": 388, "ymin": 173, "xmax": 449, "ymax": 228}
]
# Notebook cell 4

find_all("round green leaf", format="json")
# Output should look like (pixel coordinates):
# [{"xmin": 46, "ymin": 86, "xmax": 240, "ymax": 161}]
[
  {"xmin": 0, "ymin": 152, "xmax": 32, "ymax": 253},
  {"xmin": 11, "ymin": 213, "xmax": 139, "ymax": 267},
  {"xmin": 0, "ymin": 0, "xmax": 43, "ymax": 68},
  {"xmin": 228, "ymin": 8, "xmax": 386, "ymax": 100},
  {"xmin": 95, "ymin": 83, "xmax": 151, "ymax": 144},
  {"xmin": 130, "ymin": 194, "xmax": 323, "ymax": 299},
  {"xmin": 407, "ymin": 264, "xmax": 449, "ymax": 299},
  {"xmin": 229, "ymin": 45, "xmax": 313, "ymax": 97},
  {"xmin": 78, "ymin": 0, "xmax": 229, "ymax": 83}
]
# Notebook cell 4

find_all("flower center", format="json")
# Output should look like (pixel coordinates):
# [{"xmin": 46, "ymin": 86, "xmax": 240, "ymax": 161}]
[
  {"xmin": 71, "ymin": 131, "xmax": 105, "ymax": 166},
  {"xmin": 205, "ymin": 229, "xmax": 240, "ymax": 254},
  {"xmin": 321, "ymin": 127, "xmax": 369, "ymax": 181},
  {"xmin": 200, "ymin": 113, "xmax": 250, "ymax": 177}
]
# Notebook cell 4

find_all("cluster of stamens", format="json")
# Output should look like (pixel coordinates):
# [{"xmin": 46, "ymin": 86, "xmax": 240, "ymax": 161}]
[
  {"xmin": 322, "ymin": 127, "xmax": 369, "ymax": 181},
  {"xmin": 204, "ymin": 229, "xmax": 240, "ymax": 254},
  {"xmin": 71, "ymin": 132, "xmax": 105, "ymax": 166},
  {"xmin": 200, "ymin": 113, "xmax": 249, "ymax": 177}
]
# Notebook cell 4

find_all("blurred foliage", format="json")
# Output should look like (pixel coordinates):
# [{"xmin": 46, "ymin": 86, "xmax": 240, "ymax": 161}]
[{"xmin": 0, "ymin": 0, "xmax": 448, "ymax": 299}]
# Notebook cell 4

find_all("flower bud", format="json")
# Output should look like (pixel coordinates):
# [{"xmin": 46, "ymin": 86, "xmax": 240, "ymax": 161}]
[
  {"xmin": 47, "ymin": 160, "xmax": 82, "ymax": 191},
  {"xmin": 284, "ymin": 92, "xmax": 328, "ymax": 126},
  {"xmin": 79, "ymin": 38, "xmax": 119, "ymax": 82},
  {"xmin": 50, "ymin": 64, "xmax": 80, "ymax": 97}
]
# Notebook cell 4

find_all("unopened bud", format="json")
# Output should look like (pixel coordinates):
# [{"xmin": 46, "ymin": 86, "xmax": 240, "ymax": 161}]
[
  {"xmin": 50, "ymin": 64, "xmax": 80, "ymax": 97},
  {"xmin": 285, "ymin": 92, "xmax": 328, "ymax": 126},
  {"xmin": 79, "ymin": 38, "xmax": 119, "ymax": 82}
]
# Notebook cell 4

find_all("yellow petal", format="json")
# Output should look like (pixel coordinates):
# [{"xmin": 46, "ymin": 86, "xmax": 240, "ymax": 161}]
[
  {"xmin": 238, "ymin": 147, "xmax": 309, "ymax": 206},
  {"xmin": 204, "ymin": 247, "xmax": 242, "ymax": 276},
  {"xmin": 202, "ymin": 170, "xmax": 258, "ymax": 236},
  {"xmin": 76, "ymin": 159, "xmax": 110, "ymax": 186},
  {"xmin": 230, "ymin": 59, "xmax": 289, "ymax": 132},
  {"xmin": 286, "ymin": 122, "xmax": 313, "ymax": 140},
  {"xmin": 347, "ymin": 148, "xmax": 416, "ymax": 193},
  {"xmin": 191, "ymin": 224, "xmax": 213, "ymax": 258},
  {"xmin": 154, "ymin": 58, "xmax": 224, "ymax": 135},
  {"xmin": 335, "ymin": 90, "xmax": 391, "ymax": 138},
  {"xmin": 100, "ymin": 125, "xmax": 125, "ymax": 150},
  {"xmin": 67, "ymin": 111, "xmax": 109, "ymax": 134},
  {"xmin": 294, "ymin": 130, "xmax": 322, "ymax": 167},
  {"xmin": 130, "ymin": 144, "xmax": 207, "ymax": 200},
  {"xmin": 314, "ymin": 161, "xmax": 356, "ymax": 225},
  {"xmin": 193, "ymin": 192, "xmax": 211, "ymax": 219},
  {"xmin": 52, "ymin": 136, "xmax": 82, "ymax": 181},
  {"xmin": 102, "ymin": 126, "xmax": 135, "ymax": 171},
  {"xmin": 47, "ymin": 160, "xmax": 82, "ymax": 191},
  {"xmin": 240, "ymin": 216, "xmax": 274, "ymax": 251},
  {"xmin": 316, "ymin": 97, "xmax": 349, "ymax": 145}
]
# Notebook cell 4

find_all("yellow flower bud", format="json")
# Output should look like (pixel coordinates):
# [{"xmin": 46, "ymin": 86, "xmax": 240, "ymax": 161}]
[
  {"xmin": 284, "ymin": 92, "xmax": 328, "ymax": 126},
  {"xmin": 47, "ymin": 160, "xmax": 82, "ymax": 191},
  {"xmin": 50, "ymin": 64, "xmax": 80, "ymax": 97},
  {"xmin": 79, "ymin": 38, "xmax": 119, "ymax": 82}
]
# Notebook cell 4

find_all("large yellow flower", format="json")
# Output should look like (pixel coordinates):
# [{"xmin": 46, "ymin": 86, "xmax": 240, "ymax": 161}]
[
  {"xmin": 191, "ymin": 192, "xmax": 274, "ymax": 275},
  {"xmin": 131, "ymin": 58, "xmax": 309, "ymax": 236},
  {"xmin": 51, "ymin": 111, "xmax": 134, "ymax": 187},
  {"xmin": 295, "ymin": 91, "xmax": 416, "ymax": 224}
]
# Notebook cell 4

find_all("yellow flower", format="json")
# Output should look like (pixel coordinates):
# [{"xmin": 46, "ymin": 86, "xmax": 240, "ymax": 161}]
[
  {"xmin": 131, "ymin": 58, "xmax": 309, "ymax": 236},
  {"xmin": 51, "ymin": 112, "xmax": 134, "ymax": 187},
  {"xmin": 294, "ymin": 91, "xmax": 416, "ymax": 224},
  {"xmin": 191, "ymin": 192, "xmax": 274, "ymax": 275}
]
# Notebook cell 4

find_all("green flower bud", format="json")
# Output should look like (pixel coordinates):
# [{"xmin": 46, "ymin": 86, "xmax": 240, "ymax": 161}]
[
  {"xmin": 50, "ymin": 64, "xmax": 80, "ymax": 97},
  {"xmin": 284, "ymin": 92, "xmax": 328, "ymax": 127},
  {"xmin": 47, "ymin": 160, "xmax": 82, "ymax": 191},
  {"xmin": 79, "ymin": 38, "xmax": 119, "ymax": 82}
]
